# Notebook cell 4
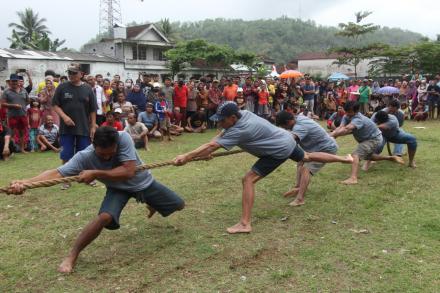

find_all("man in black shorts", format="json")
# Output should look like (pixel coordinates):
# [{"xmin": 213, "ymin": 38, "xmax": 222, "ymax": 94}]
[
  {"xmin": 7, "ymin": 127, "xmax": 184, "ymax": 273},
  {"xmin": 174, "ymin": 102, "xmax": 352, "ymax": 234}
]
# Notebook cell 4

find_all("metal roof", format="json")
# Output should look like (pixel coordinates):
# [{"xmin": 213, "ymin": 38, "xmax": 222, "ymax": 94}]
[{"xmin": 0, "ymin": 48, "xmax": 123, "ymax": 63}]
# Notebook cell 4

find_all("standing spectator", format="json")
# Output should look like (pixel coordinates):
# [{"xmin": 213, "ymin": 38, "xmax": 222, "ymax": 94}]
[
  {"xmin": 1, "ymin": 74, "xmax": 29, "ymax": 153},
  {"xmin": 154, "ymin": 91, "xmax": 172, "ymax": 141},
  {"xmin": 27, "ymin": 99, "xmax": 42, "ymax": 152},
  {"xmin": 358, "ymin": 79, "xmax": 371, "ymax": 114},
  {"xmin": 0, "ymin": 121, "xmax": 14, "ymax": 160},
  {"xmin": 124, "ymin": 112, "xmax": 149, "ymax": 150},
  {"xmin": 37, "ymin": 115, "xmax": 60, "ymax": 152},
  {"xmin": 95, "ymin": 74, "xmax": 104, "ymax": 87},
  {"xmin": 173, "ymin": 80, "xmax": 188, "ymax": 124},
  {"xmin": 38, "ymin": 76, "xmax": 59, "ymax": 126},
  {"xmin": 17, "ymin": 70, "xmax": 33, "ymax": 94},
  {"xmin": 87, "ymin": 75, "xmax": 107, "ymax": 126},
  {"xmin": 112, "ymin": 92, "xmax": 134, "ymax": 126},
  {"xmin": 257, "ymin": 83, "xmax": 269, "ymax": 118},
  {"xmin": 222, "ymin": 79, "xmax": 238, "ymax": 101},
  {"xmin": 52, "ymin": 63, "xmax": 97, "ymax": 190},
  {"xmin": 417, "ymin": 79, "xmax": 428, "ymax": 104},
  {"xmin": 427, "ymin": 78, "xmax": 440, "ymax": 119},
  {"xmin": 347, "ymin": 80, "xmax": 360, "ymax": 102},
  {"xmin": 301, "ymin": 77, "xmax": 315, "ymax": 115},
  {"xmin": 162, "ymin": 77, "xmax": 174, "ymax": 110},
  {"xmin": 124, "ymin": 79, "xmax": 133, "ymax": 96},
  {"xmin": 139, "ymin": 73, "xmax": 152, "ymax": 98},
  {"xmin": 207, "ymin": 80, "xmax": 221, "ymax": 128},
  {"xmin": 36, "ymin": 69, "xmax": 58, "ymax": 94},
  {"xmin": 186, "ymin": 82, "xmax": 198, "ymax": 119},
  {"xmin": 243, "ymin": 77, "xmax": 256, "ymax": 112}
]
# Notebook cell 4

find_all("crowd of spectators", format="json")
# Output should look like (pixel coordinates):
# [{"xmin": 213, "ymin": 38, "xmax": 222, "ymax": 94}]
[{"xmin": 1, "ymin": 63, "xmax": 439, "ymax": 165}]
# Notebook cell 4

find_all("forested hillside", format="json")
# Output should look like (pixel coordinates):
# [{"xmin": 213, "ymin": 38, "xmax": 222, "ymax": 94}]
[{"xmin": 169, "ymin": 17, "xmax": 424, "ymax": 62}]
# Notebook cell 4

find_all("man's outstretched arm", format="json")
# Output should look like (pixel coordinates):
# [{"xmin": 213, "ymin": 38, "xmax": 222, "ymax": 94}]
[
  {"xmin": 174, "ymin": 141, "xmax": 221, "ymax": 165},
  {"xmin": 7, "ymin": 169, "xmax": 63, "ymax": 194}
]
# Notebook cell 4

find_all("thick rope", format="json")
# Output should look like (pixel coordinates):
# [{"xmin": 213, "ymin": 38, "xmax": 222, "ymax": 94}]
[{"xmin": 0, "ymin": 149, "xmax": 244, "ymax": 194}]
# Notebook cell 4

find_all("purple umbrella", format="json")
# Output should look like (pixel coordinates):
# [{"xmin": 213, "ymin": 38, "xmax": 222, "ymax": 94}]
[{"xmin": 377, "ymin": 86, "xmax": 399, "ymax": 95}]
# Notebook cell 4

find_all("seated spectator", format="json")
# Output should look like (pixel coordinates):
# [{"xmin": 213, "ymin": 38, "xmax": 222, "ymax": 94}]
[
  {"xmin": 412, "ymin": 102, "xmax": 428, "ymax": 121},
  {"xmin": 37, "ymin": 115, "xmax": 60, "ymax": 152},
  {"xmin": 137, "ymin": 103, "xmax": 162, "ymax": 138},
  {"xmin": 327, "ymin": 105, "xmax": 345, "ymax": 130},
  {"xmin": 185, "ymin": 107, "xmax": 207, "ymax": 133},
  {"xmin": 112, "ymin": 92, "xmax": 134, "ymax": 125},
  {"xmin": 154, "ymin": 91, "xmax": 172, "ymax": 141},
  {"xmin": 170, "ymin": 107, "xmax": 184, "ymax": 135},
  {"xmin": 0, "ymin": 123, "xmax": 14, "ymax": 160},
  {"xmin": 126, "ymin": 83, "xmax": 146, "ymax": 114},
  {"xmin": 124, "ymin": 113, "xmax": 149, "ymax": 151},
  {"xmin": 101, "ymin": 111, "xmax": 123, "ymax": 131}
]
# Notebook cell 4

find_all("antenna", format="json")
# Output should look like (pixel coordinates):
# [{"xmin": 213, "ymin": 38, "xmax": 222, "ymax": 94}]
[{"xmin": 99, "ymin": 0, "xmax": 122, "ymax": 36}]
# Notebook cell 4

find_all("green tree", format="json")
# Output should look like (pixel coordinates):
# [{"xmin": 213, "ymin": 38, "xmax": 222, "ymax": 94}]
[
  {"xmin": 330, "ymin": 11, "xmax": 382, "ymax": 78},
  {"xmin": 159, "ymin": 18, "xmax": 173, "ymax": 39},
  {"xmin": 8, "ymin": 8, "xmax": 50, "ymax": 44}
]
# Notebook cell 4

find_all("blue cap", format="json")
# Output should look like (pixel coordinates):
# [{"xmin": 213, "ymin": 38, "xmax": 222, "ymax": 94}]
[
  {"xmin": 8, "ymin": 74, "xmax": 20, "ymax": 81},
  {"xmin": 209, "ymin": 101, "xmax": 239, "ymax": 121}
]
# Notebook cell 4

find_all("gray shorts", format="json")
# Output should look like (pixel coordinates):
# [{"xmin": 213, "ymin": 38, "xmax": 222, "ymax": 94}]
[{"xmin": 353, "ymin": 136, "xmax": 383, "ymax": 160}]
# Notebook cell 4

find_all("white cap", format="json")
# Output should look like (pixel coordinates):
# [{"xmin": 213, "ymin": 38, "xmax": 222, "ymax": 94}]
[
  {"xmin": 153, "ymin": 82, "xmax": 161, "ymax": 88},
  {"xmin": 113, "ymin": 108, "xmax": 123, "ymax": 113},
  {"xmin": 237, "ymin": 87, "xmax": 243, "ymax": 93}
]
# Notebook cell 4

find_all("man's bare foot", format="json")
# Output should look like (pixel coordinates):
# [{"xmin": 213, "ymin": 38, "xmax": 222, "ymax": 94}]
[
  {"xmin": 168, "ymin": 136, "xmax": 174, "ymax": 141},
  {"xmin": 40, "ymin": 145, "xmax": 47, "ymax": 151},
  {"xmin": 362, "ymin": 161, "xmax": 373, "ymax": 171},
  {"xmin": 344, "ymin": 154, "xmax": 354, "ymax": 163},
  {"xmin": 21, "ymin": 149, "xmax": 29, "ymax": 154},
  {"xmin": 226, "ymin": 222, "xmax": 252, "ymax": 234},
  {"xmin": 57, "ymin": 256, "xmax": 76, "ymax": 273},
  {"xmin": 392, "ymin": 156, "xmax": 405, "ymax": 165},
  {"xmin": 283, "ymin": 187, "xmax": 299, "ymax": 198},
  {"xmin": 289, "ymin": 198, "xmax": 305, "ymax": 207},
  {"xmin": 409, "ymin": 162, "xmax": 417, "ymax": 169},
  {"xmin": 146, "ymin": 205, "xmax": 156, "ymax": 218},
  {"xmin": 53, "ymin": 148, "xmax": 61, "ymax": 153},
  {"xmin": 341, "ymin": 177, "xmax": 358, "ymax": 185}
]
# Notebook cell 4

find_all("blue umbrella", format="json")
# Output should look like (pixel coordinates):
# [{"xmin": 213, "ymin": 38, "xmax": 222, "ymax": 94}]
[
  {"xmin": 328, "ymin": 72, "xmax": 350, "ymax": 81},
  {"xmin": 377, "ymin": 86, "xmax": 400, "ymax": 95}
]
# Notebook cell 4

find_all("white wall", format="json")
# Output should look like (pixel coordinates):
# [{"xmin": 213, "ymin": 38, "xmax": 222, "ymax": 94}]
[{"xmin": 298, "ymin": 58, "xmax": 373, "ymax": 78}]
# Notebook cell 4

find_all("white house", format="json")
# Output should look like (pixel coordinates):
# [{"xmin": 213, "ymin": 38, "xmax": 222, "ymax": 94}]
[{"xmin": 297, "ymin": 52, "xmax": 374, "ymax": 79}]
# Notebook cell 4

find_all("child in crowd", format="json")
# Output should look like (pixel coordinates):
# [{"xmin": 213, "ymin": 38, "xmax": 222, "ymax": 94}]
[
  {"xmin": 102, "ymin": 111, "xmax": 123, "ymax": 131},
  {"xmin": 27, "ymin": 99, "xmax": 42, "ymax": 152},
  {"xmin": 235, "ymin": 89, "xmax": 246, "ymax": 110},
  {"xmin": 257, "ymin": 84, "xmax": 269, "ymax": 118}
]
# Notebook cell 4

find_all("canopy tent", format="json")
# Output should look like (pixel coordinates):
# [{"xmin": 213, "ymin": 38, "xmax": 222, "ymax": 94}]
[{"xmin": 328, "ymin": 72, "xmax": 350, "ymax": 81}]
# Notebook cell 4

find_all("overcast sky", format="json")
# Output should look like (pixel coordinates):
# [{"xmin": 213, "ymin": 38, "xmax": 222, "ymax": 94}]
[{"xmin": 1, "ymin": 0, "xmax": 438, "ymax": 50}]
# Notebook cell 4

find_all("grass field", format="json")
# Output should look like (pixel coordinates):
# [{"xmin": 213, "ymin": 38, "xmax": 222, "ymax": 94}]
[{"xmin": 1, "ymin": 121, "xmax": 440, "ymax": 292}]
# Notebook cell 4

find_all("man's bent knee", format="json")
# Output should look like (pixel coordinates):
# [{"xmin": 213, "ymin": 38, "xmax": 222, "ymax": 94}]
[{"xmin": 98, "ymin": 212, "xmax": 113, "ymax": 226}]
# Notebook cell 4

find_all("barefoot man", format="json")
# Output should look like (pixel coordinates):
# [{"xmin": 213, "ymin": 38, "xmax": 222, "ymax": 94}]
[
  {"xmin": 330, "ymin": 101, "xmax": 404, "ymax": 185},
  {"xmin": 7, "ymin": 126, "xmax": 185, "ymax": 273},
  {"xmin": 173, "ymin": 102, "xmax": 352, "ymax": 234},
  {"xmin": 366, "ymin": 110, "xmax": 417, "ymax": 169},
  {"xmin": 276, "ymin": 111, "xmax": 340, "ymax": 207}
]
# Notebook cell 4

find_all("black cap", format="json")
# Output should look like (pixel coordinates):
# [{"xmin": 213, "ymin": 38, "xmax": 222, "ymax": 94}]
[
  {"xmin": 8, "ymin": 74, "xmax": 20, "ymax": 81},
  {"xmin": 209, "ymin": 101, "xmax": 239, "ymax": 121}
]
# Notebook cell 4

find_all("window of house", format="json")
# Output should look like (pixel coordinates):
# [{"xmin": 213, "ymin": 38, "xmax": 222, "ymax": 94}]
[
  {"xmin": 153, "ymin": 48, "xmax": 165, "ymax": 61},
  {"xmin": 131, "ymin": 44, "xmax": 147, "ymax": 60}
]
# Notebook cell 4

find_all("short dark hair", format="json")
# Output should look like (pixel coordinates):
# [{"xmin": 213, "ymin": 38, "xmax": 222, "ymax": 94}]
[
  {"xmin": 276, "ymin": 110, "xmax": 294, "ymax": 126},
  {"xmin": 93, "ymin": 126, "xmax": 119, "ymax": 148},
  {"xmin": 389, "ymin": 99, "xmax": 400, "ymax": 109},
  {"xmin": 375, "ymin": 110, "xmax": 389, "ymax": 124},
  {"xmin": 45, "ymin": 69, "xmax": 56, "ymax": 76},
  {"xmin": 344, "ymin": 101, "xmax": 360, "ymax": 113}
]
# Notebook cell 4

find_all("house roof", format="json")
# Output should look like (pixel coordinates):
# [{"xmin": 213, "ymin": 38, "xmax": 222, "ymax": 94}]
[
  {"xmin": 126, "ymin": 24, "xmax": 151, "ymax": 39},
  {"xmin": 296, "ymin": 52, "xmax": 344, "ymax": 60},
  {"xmin": 0, "ymin": 48, "xmax": 123, "ymax": 63}
]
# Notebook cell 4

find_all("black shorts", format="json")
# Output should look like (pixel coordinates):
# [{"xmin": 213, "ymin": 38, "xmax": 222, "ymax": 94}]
[
  {"xmin": 98, "ymin": 180, "xmax": 184, "ymax": 230},
  {"xmin": 251, "ymin": 144, "xmax": 305, "ymax": 177}
]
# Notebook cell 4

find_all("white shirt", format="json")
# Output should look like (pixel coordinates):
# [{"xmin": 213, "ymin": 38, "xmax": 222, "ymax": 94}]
[{"xmin": 93, "ymin": 85, "xmax": 106, "ymax": 115}]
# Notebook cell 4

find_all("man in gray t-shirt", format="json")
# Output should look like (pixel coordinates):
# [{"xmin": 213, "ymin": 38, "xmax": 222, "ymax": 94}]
[
  {"xmin": 6, "ymin": 127, "xmax": 184, "ymax": 274},
  {"xmin": 174, "ymin": 102, "xmax": 352, "ymax": 234},
  {"xmin": 331, "ymin": 101, "xmax": 404, "ymax": 185},
  {"xmin": 276, "ymin": 112, "xmax": 339, "ymax": 207}
]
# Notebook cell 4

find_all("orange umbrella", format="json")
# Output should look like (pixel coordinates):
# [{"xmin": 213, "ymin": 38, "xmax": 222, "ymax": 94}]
[{"xmin": 279, "ymin": 70, "xmax": 303, "ymax": 79}]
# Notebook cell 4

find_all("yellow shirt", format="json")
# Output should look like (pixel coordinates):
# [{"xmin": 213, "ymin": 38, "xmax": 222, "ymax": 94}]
[{"xmin": 36, "ymin": 81, "xmax": 59, "ymax": 94}]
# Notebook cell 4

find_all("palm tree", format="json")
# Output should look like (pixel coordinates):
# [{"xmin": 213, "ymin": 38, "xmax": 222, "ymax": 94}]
[{"xmin": 9, "ymin": 8, "xmax": 50, "ymax": 44}]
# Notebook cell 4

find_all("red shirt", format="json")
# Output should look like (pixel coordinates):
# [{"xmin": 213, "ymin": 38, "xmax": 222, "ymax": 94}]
[
  {"xmin": 173, "ymin": 85, "xmax": 188, "ymax": 108},
  {"xmin": 222, "ymin": 84, "xmax": 238, "ymax": 101},
  {"xmin": 258, "ymin": 91, "xmax": 269, "ymax": 105},
  {"xmin": 27, "ymin": 108, "xmax": 42, "ymax": 129},
  {"xmin": 102, "ymin": 121, "xmax": 123, "ymax": 131}
]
